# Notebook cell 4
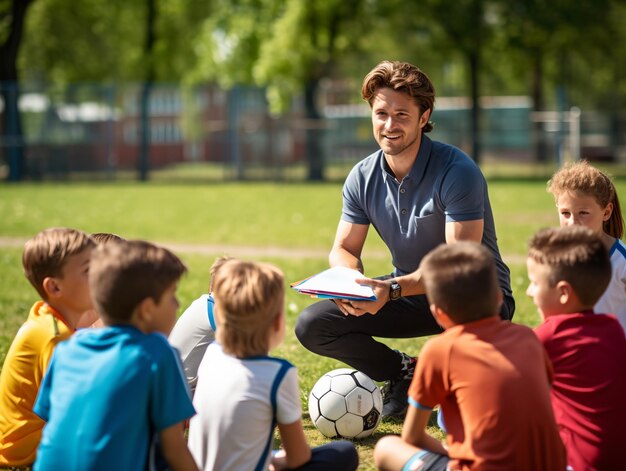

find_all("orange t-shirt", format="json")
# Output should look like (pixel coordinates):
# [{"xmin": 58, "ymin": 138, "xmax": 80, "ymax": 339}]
[
  {"xmin": 409, "ymin": 316, "xmax": 566, "ymax": 470},
  {"xmin": 0, "ymin": 301, "xmax": 73, "ymax": 466}
]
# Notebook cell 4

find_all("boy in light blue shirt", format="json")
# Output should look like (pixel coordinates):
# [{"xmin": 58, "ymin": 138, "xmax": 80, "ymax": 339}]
[{"xmin": 34, "ymin": 240, "xmax": 197, "ymax": 471}]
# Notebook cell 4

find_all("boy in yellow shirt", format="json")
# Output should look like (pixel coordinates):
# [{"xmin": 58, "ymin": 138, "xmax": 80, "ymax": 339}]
[{"xmin": 0, "ymin": 227, "xmax": 95, "ymax": 467}]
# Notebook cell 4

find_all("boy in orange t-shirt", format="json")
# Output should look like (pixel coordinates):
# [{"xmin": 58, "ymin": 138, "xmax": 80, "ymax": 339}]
[
  {"xmin": 0, "ymin": 228, "xmax": 95, "ymax": 467},
  {"xmin": 374, "ymin": 242, "xmax": 565, "ymax": 471}
]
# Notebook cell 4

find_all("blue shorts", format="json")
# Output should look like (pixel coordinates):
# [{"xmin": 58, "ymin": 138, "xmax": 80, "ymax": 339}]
[{"xmin": 402, "ymin": 450, "xmax": 449, "ymax": 471}]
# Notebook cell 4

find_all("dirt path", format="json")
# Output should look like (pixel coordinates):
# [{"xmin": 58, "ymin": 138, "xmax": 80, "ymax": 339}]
[
  {"xmin": 0, "ymin": 236, "xmax": 378, "ymax": 260},
  {"xmin": 0, "ymin": 236, "xmax": 526, "ymax": 264}
]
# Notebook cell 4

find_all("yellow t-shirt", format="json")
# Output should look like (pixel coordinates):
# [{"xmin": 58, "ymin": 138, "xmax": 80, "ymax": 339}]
[{"xmin": 0, "ymin": 301, "xmax": 73, "ymax": 466}]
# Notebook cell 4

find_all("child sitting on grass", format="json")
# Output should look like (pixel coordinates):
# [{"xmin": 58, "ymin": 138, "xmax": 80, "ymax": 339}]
[
  {"xmin": 188, "ymin": 259, "xmax": 358, "ymax": 471},
  {"xmin": 169, "ymin": 255, "xmax": 231, "ymax": 395},
  {"xmin": 527, "ymin": 226, "xmax": 626, "ymax": 471},
  {"xmin": 374, "ymin": 241, "xmax": 565, "ymax": 471},
  {"xmin": 76, "ymin": 232, "xmax": 126, "ymax": 330},
  {"xmin": 33, "ymin": 240, "xmax": 198, "ymax": 471},
  {"xmin": 0, "ymin": 228, "xmax": 95, "ymax": 468}
]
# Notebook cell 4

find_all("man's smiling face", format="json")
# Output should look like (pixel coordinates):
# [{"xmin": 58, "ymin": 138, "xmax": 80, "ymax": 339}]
[{"xmin": 371, "ymin": 87, "xmax": 429, "ymax": 160}]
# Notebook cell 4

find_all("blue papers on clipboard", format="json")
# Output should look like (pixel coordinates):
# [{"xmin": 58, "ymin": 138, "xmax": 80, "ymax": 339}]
[{"xmin": 290, "ymin": 266, "xmax": 377, "ymax": 301}]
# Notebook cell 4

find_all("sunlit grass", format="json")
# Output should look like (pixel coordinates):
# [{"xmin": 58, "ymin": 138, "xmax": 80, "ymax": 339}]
[{"xmin": 1, "ymin": 176, "xmax": 624, "ymax": 469}]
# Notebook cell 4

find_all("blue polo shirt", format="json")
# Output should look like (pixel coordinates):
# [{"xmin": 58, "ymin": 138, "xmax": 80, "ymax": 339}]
[{"xmin": 342, "ymin": 135, "xmax": 511, "ymax": 295}]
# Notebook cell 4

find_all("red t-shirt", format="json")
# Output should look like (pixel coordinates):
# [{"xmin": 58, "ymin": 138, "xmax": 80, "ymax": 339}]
[
  {"xmin": 535, "ymin": 311, "xmax": 626, "ymax": 471},
  {"xmin": 409, "ymin": 316, "xmax": 566, "ymax": 470}
]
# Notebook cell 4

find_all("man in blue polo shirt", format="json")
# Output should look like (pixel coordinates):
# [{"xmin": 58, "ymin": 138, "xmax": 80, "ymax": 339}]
[{"xmin": 295, "ymin": 60, "xmax": 514, "ymax": 418}]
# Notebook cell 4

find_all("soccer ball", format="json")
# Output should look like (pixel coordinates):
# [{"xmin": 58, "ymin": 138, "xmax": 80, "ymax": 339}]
[{"xmin": 308, "ymin": 368, "xmax": 383, "ymax": 439}]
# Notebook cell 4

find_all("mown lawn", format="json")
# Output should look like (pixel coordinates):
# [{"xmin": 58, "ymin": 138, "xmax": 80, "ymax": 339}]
[{"xmin": 2, "ymin": 177, "xmax": 625, "ymax": 469}]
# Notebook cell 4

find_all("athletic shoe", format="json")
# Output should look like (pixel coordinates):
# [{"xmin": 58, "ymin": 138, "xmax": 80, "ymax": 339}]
[{"xmin": 381, "ymin": 351, "xmax": 416, "ymax": 418}]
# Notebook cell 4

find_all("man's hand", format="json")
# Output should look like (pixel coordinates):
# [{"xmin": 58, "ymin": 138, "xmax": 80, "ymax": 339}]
[{"xmin": 334, "ymin": 277, "xmax": 391, "ymax": 316}]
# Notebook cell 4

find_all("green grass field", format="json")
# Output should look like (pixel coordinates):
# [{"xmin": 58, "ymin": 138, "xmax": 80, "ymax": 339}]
[{"xmin": 1, "ymin": 177, "xmax": 625, "ymax": 469}]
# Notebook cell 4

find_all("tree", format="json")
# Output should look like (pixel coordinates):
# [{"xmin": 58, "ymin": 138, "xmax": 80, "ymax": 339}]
[
  {"xmin": 496, "ymin": 0, "xmax": 618, "ymax": 161},
  {"xmin": 433, "ymin": 0, "xmax": 488, "ymax": 163},
  {"xmin": 18, "ymin": 0, "xmax": 212, "ymax": 179},
  {"xmin": 138, "ymin": 0, "xmax": 156, "ymax": 182},
  {"xmin": 0, "ymin": 0, "xmax": 35, "ymax": 181},
  {"xmin": 387, "ymin": 0, "xmax": 492, "ymax": 163},
  {"xmin": 190, "ymin": 0, "xmax": 374, "ymax": 180}
]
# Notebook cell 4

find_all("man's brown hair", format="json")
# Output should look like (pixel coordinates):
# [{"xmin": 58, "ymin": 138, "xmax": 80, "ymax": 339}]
[
  {"xmin": 421, "ymin": 241, "xmax": 500, "ymax": 323},
  {"xmin": 89, "ymin": 240, "xmax": 187, "ymax": 322},
  {"xmin": 212, "ymin": 259, "xmax": 284, "ymax": 357},
  {"xmin": 528, "ymin": 226, "xmax": 611, "ymax": 306},
  {"xmin": 22, "ymin": 227, "xmax": 95, "ymax": 299},
  {"xmin": 361, "ymin": 60, "xmax": 435, "ymax": 133}
]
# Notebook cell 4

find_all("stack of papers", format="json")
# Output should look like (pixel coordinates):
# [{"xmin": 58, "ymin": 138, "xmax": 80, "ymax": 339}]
[{"xmin": 290, "ymin": 266, "xmax": 377, "ymax": 301}]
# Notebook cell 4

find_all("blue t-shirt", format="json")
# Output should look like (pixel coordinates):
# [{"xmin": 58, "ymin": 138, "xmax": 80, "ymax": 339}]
[
  {"xmin": 342, "ymin": 135, "xmax": 511, "ymax": 295},
  {"xmin": 33, "ymin": 325, "xmax": 195, "ymax": 471}
]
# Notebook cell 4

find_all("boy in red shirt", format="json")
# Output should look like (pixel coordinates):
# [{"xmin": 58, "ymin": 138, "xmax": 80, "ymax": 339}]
[{"xmin": 527, "ymin": 226, "xmax": 626, "ymax": 471}]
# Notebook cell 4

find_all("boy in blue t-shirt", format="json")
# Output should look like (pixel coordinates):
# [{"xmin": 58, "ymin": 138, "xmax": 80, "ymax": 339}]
[{"xmin": 33, "ymin": 240, "xmax": 198, "ymax": 471}]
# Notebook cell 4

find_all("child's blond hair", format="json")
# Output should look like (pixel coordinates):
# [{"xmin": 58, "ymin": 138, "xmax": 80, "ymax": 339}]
[
  {"xmin": 420, "ymin": 241, "xmax": 500, "ymax": 323},
  {"xmin": 528, "ymin": 226, "xmax": 611, "ymax": 306},
  {"xmin": 208, "ymin": 255, "xmax": 233, "ymax": 292},
  {"xmin": 548, "ymin": 160, "xmax": 624, "ymax": 239},
  {"xmin": 22, "ymin": 227, "xmax": 95, "ymax": 300},
  {"xmin": 212, "ymin": 259, "xmax": 284, "ymax": 357}
]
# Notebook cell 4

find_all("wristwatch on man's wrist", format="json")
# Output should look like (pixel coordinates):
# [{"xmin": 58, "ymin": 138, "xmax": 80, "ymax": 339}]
[{"xmin": 389, "ymin": 280, "xmax": 402, "ymax": 301}]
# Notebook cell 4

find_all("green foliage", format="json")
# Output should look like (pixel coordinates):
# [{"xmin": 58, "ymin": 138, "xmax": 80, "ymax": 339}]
[
  {"xmin": 12, "ymin": 0, "xmax": 626, "ymax": 123},
  {"xmin": 0, "ymin": 0, "xmax": 12, "ymax": 45},
  {"xmin": 187, "ymin": 0, "xmax": 280, "ymax": 87},
  {"xmin": 19, "ymin": 0, "xmax": 213, "ymax": 83},
  {"xmin": 187, "ymin": 0, "xmax": 376, "ymax": 113},
  {"xmin": 20, "ymin": 0, "xmax": 137, "ymax": 83},
  {"xmin": 253, "ymin": 0, "xmax": 370, "ymax": 113}
]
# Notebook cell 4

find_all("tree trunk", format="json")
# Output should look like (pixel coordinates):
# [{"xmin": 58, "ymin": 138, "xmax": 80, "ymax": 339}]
[
  {"xmin": 304, "ymin": 78, "xmax": 324, "ymax": 181},
  {"xmin": 0, "ymin": 0, "xmax": 35, "ymax": 181},
  {"xmin": 531, "ymin": 52, "xmax": 548, "ymax": 162},
  {"xmin": 138, "ymin": 0, "xmax": 156, "ymax": 181},
  {"xmin": 609, "ymin": 60, "xmax": 622, "ymax": 153},
  {"xmin": 468, "ymin": 50, "xmax": 481, "ymax": 164}
]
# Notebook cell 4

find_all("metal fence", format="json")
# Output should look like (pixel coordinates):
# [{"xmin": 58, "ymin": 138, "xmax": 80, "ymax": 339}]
[{"xmin": 0, "ymin": 82, "xmax": 622, "ymax": 182}]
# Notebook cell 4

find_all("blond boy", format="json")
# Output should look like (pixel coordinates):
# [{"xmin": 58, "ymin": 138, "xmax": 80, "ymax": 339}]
[
  {"xmin": 188, "ymin": 259, "xmax": 358, "ymax": 471},
  {"xmin": 374, "ymin": 242, "xmax": 565, "ymax": 471},
  {"xmin": 33, "ymin": 240, "xmax": 197, "ymax": 471},
  {"xmin": 0, "ymin": 228, "xmax": 95, "ymax": 467}
]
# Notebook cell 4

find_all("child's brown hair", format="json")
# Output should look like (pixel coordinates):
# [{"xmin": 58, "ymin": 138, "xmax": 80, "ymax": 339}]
[
  {"xmin": 91, "ymin": 232, "xmax": 125, "ymax": 244},
  {"xmin": 420, "ymin": 241, "xmax": 500, "ymax": 324},
  {"xmin": 528, "ymin": 226, "xmax": 611, "ymax": 306},
  {"xmin": 548, "ymin": 160, "xmax": 624, "ymax": 239},
  {"xmin": 89, "ymin": 240, "xmax": 187, "ymax": 323},
  {"xmin": 22, "ymin": 227, "xmax": 95, "ymax": 300},
  {"xmin": 212, "ymin": 259, "xmax": 284, "ymax": 357}
]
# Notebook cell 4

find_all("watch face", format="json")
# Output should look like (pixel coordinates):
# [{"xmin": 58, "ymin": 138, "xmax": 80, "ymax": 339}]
[{"xmin": 390, "ymin": 281, "xmax": 401, "ymax": 300}]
